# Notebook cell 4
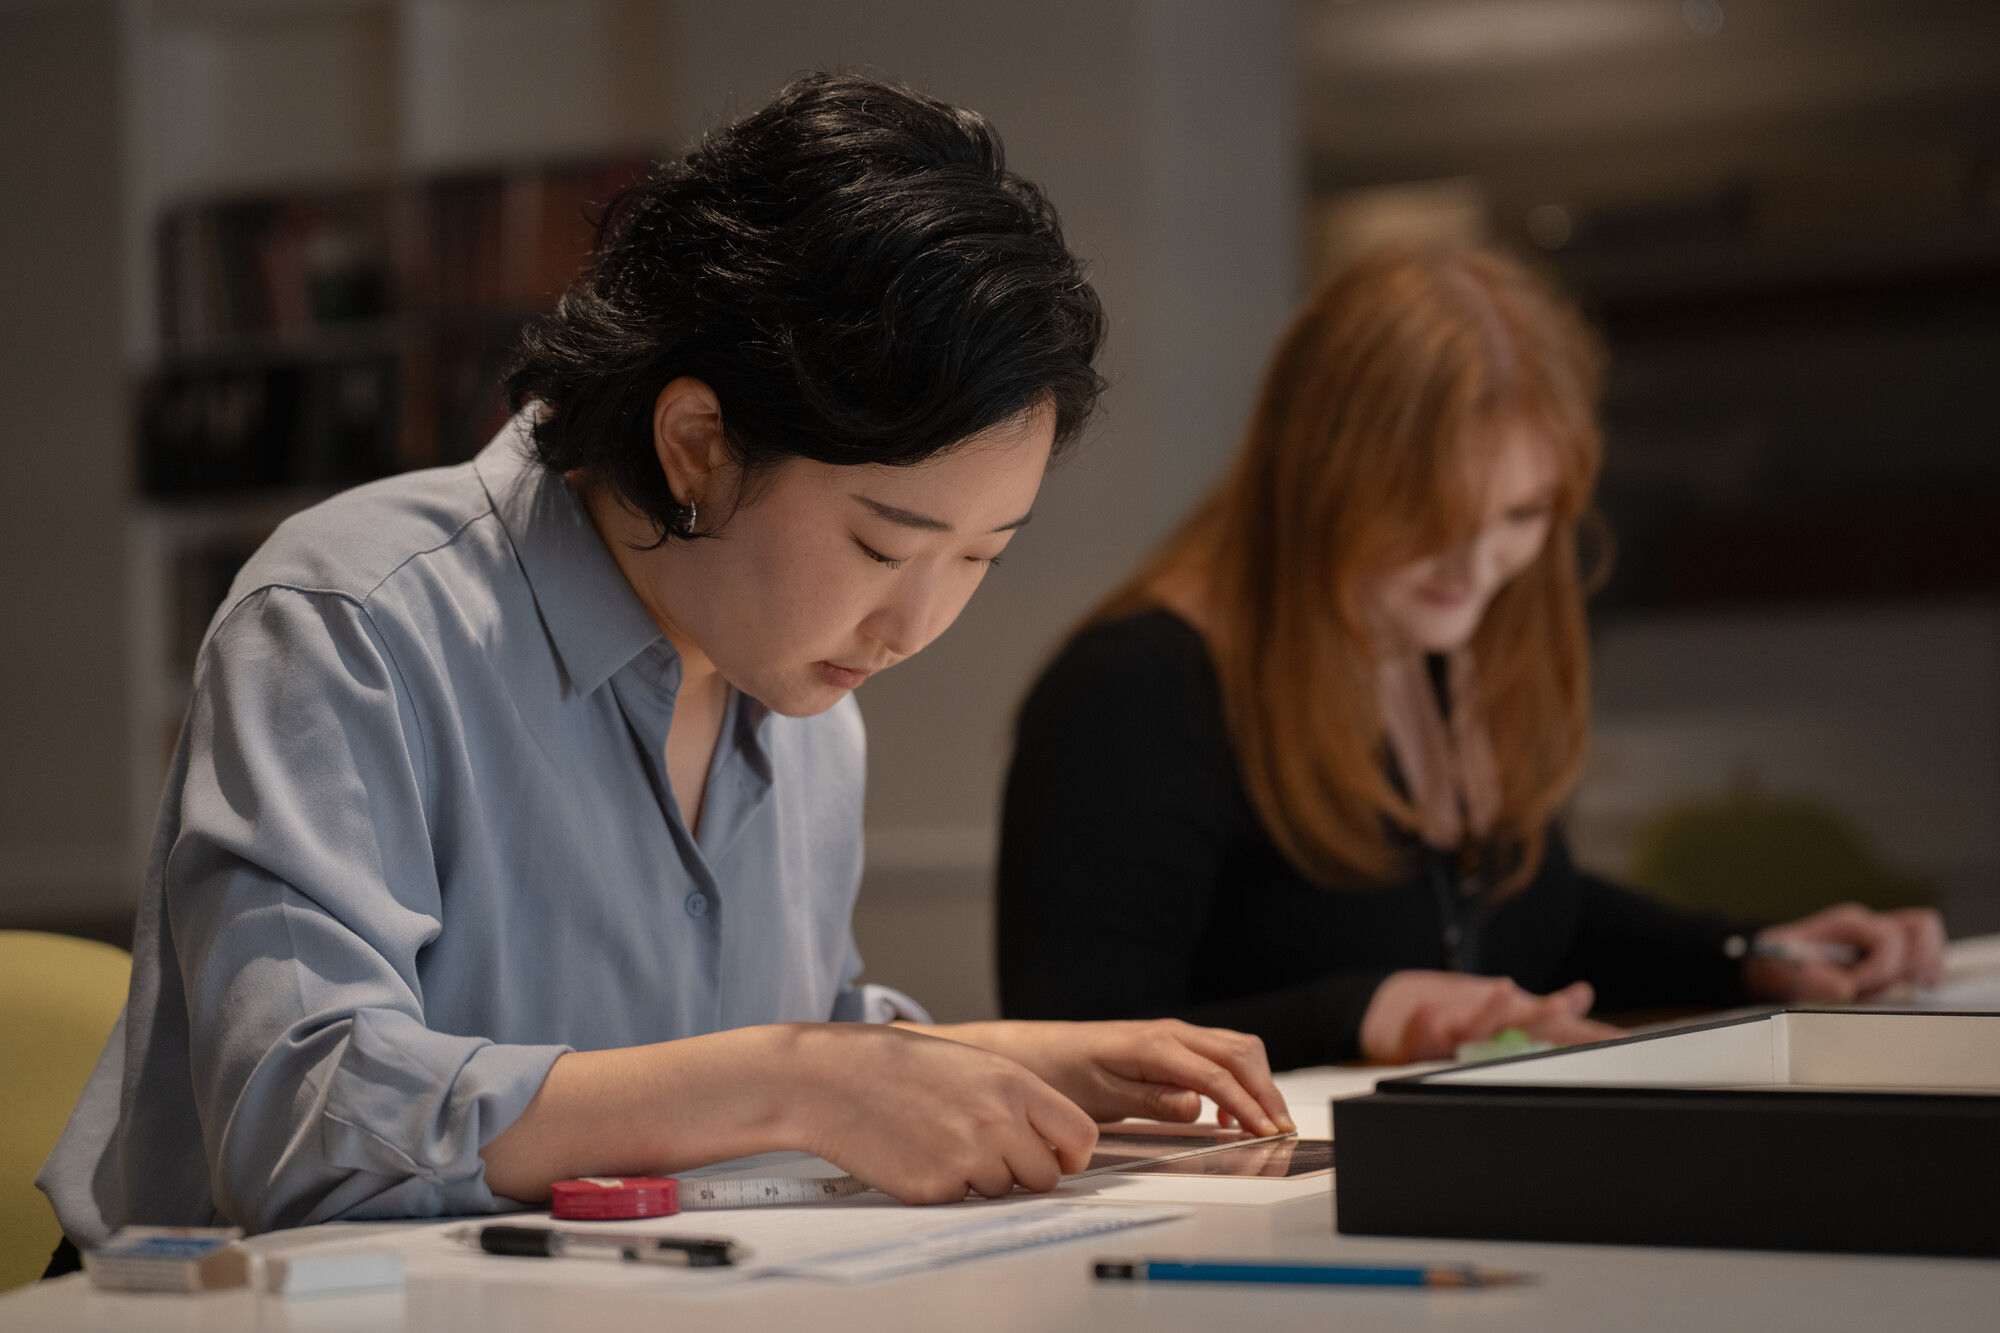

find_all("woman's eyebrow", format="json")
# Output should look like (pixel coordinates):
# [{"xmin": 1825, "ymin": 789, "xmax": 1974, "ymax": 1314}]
[{"xmin": 852, "ymin": 494, "xmax": 1034, "ymax": 534}]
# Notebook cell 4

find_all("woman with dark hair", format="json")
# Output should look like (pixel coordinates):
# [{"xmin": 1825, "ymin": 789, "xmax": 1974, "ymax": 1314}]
[
  {"xmin": 39, "ymin": 73, "xmax": 1289, "ymax": 1252},
  {"xmin": 997, "ymin": 243, "xmax": 1945, "ymax": 1072}
]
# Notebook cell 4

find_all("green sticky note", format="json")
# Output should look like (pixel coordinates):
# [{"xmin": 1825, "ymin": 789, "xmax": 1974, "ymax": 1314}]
[{"xmin": 1453, "ymin": 1028, "xmax": 1556, "ymax": 1064}]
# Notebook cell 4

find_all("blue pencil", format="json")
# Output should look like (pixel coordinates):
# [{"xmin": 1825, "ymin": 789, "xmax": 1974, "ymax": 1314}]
[{"xmin": 1093, "ymin": 1258, "xmax": 1534, "ymax": 1288}]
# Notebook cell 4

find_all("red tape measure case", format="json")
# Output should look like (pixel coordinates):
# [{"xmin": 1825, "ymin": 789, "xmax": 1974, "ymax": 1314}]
[{"xmin": 549, "ymin": 1177, "xmax": 680, "ymax": 1220}]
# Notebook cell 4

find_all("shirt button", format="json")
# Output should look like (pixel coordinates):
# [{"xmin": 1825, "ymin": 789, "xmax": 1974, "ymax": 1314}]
[{"xmin": 685, "ymin": 892, "xmax": 710, "ymax": 918}]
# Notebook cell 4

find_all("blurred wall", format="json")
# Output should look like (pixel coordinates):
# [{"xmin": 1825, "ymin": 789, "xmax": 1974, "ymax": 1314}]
[
  {"xmin": 0, "ymin": 1, "xmax": 129, "ymax": 932},
  {"xmin": 1574, "ymin": 604, "xmax": 2000, "ymax": 935}
]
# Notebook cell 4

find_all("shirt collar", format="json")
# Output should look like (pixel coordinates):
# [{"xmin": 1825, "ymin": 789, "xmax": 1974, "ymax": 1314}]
[{"xmin": 475, "ymin": 415, "xmax": 664, "ymax": 698}]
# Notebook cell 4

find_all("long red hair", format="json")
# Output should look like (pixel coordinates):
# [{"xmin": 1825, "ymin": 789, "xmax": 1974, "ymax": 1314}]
[{"xmin": 1090, "ymin": 243, "xmax": 1605, "ymax": 888}]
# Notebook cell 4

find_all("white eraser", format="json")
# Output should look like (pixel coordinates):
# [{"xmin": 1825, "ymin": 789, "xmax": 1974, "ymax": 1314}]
[{"xmin": 263, "ymin": 1250, "xmax": 404, "ymax": 1297}]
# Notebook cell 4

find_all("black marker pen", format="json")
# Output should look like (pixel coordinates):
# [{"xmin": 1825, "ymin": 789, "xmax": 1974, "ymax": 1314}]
[{"xmin": 473, "ymin": 1223, "xmax": 743, "ymax": 1267}]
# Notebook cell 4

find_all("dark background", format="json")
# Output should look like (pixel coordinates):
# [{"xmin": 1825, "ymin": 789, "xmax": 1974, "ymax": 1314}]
[{"xmin": 3, "ymin": 0, "xmax": 1997, "ymax": 1015}]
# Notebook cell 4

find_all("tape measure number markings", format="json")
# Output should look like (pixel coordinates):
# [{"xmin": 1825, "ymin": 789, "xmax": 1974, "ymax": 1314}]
[{"xmin": 677, "ymin": 1174, "xmax": 869, "ymax": 1209}]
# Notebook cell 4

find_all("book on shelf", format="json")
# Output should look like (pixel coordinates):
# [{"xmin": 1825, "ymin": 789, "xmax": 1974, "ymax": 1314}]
[
  {"xmin": 421, "ymin": 160, "xmax": 642, "ymax": 315},
  {"xmin": 141, "ymin": 354, "xmax": 402, "ymax": 495},
  {"xmin": 142, "ymin": 156, "xmax": 651, "ymax": 497},
  {"xmin": 156, "ymin": 189, "xmax": 396, "ymax": 353}
]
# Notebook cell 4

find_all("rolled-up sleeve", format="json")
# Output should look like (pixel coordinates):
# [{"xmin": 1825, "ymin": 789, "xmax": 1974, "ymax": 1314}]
[
  {"xmin": 172, "ymin": 586, "xmax": 567, "ymax": 1232},
  {"xmin": 831, "ymin": 982, "xmax": 934, "ymax": 1025}
]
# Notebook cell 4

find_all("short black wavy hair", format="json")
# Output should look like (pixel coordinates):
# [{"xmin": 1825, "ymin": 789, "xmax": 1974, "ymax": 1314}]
[{"xmin": 504, "ymin": 71, "xmax": 1107, "ymax": 539}]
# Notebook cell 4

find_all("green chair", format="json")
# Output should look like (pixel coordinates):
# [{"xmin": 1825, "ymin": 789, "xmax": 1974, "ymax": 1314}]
[
  {"xmin": 1627, "ymin": 795, "xmax": 1931, "ymax": 925},
  {"xmin": 0, "ymin": 930, "xmax": 130, "ymax": 1290}
]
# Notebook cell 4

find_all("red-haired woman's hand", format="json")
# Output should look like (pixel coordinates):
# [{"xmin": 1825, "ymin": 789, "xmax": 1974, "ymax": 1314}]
[
  {"xmin": 1744, "ymin": 903, "xmax": 1947, "ymax": 1001},
  {"xmin": 1358, "ymin": 971, "xmax": 1625, "ymax": 1065}
]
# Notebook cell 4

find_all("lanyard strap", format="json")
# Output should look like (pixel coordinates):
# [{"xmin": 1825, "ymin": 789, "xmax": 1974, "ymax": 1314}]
[{"xmin": 1425, "ymin": 839, "xmax": 1489, "ymax": 975}]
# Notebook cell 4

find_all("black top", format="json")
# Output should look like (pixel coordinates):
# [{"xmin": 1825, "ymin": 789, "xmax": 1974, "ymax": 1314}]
[{"xmin": 996, "ymin": 608, "xmax": 1753, "ymax": 1070}]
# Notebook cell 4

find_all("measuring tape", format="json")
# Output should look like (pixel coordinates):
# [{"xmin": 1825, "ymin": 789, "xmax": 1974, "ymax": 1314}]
[
  {"xmin": 677, "ymin": 1174, "xmax": 868, "ymax": 1209},
  {"xmin": 551, "ymin": 1173, "xmax": 868, "ymax": 1219}
]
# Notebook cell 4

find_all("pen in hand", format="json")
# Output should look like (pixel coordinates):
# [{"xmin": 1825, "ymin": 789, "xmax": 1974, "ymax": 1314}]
[{"xmin": 1724, "ymin": 936, "xmax": 1863, "ymax": 966}]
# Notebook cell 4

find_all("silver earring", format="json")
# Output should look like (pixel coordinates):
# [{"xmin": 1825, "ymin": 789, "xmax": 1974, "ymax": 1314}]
[{"xmin": 673, "ymin": 495, "xmax": 699, "ymax": 537}]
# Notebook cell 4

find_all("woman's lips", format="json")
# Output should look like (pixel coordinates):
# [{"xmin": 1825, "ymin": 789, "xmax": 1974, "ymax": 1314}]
[{"xmin": 814, "ymin": 661, "xmax": 875, "ymax": 690}]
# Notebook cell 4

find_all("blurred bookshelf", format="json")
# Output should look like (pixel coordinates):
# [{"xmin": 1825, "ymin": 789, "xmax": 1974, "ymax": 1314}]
[
  {"xmin": 134, "ymin": 161, "xmax": 649, "ymax": 778},
  {"xmin": 142, "ymin": 162, "xmax": 643, "ymax": 494},
  {"xmin": 118, "ymin": 0, "xmax": 669, "ymax": 825},
  {"xmin": 135, "ymin": 161, "xmax": 648, "ymax": 780}
]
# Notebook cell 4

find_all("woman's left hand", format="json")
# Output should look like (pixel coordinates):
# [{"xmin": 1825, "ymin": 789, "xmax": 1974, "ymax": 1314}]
[
  {"xmin": 902, "ymin": 1019, "xmax": 1295, "ymax": 1137},
  {"xmin": 1744, "ymin": 903, "xmax": 1947, "ymax": 1002}
]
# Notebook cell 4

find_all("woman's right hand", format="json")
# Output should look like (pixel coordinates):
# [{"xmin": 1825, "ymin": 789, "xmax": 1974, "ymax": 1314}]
[
  {"xmin": 479, "ymin": 1022, "xmax": 1098, "ymax": 1205},
  {"xmin": 787, "ymin": 1024, "xmax": 1099, "ymax": 1203},
  {"xmin": 1358, "ymin": 970, "xmax": 1624, "ymax": 1065}
]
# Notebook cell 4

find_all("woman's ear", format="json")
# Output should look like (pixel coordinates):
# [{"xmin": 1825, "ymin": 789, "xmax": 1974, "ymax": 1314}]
[{"xmin": 652, "ymin": 377, "xmax": 730, "ymax": 507}]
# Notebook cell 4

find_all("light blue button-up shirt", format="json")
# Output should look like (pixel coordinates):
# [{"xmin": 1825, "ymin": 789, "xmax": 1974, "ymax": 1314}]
[{"xmin": 41, "ymin": 420, "xmax": 919, "ymax": 1243}]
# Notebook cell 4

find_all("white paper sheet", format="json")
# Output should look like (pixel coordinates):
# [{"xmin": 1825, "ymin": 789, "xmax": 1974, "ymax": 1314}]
[
  {"xmin": 1859, "ymin": 930, "xmax": 2000, "ymax": 1011},
  {"xmin": 253, "ymin": 1194, "xmax": 1189, "ymax": 1293}
]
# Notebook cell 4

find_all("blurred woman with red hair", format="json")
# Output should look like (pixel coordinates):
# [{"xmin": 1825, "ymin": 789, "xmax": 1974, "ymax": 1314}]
[{"xmin": 997, "ymin": 243, "xmax": 1943, "ymax": 1070}]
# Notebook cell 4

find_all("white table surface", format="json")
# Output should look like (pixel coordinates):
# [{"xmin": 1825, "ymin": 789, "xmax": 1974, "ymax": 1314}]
[
  {"xmin": 14, "ymin": 936, "xmax": 2000, "ymax": 1332},
  {"xmin": 9, "ymin": 1058, "xmax": 2000, "ymax": 1333}
]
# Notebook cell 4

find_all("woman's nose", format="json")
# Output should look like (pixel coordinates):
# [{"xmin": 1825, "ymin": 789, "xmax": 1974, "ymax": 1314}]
[
  {"xmin": 1457, "ymin": 526, "xmax": 1515, "ymax": 591},
  {"xmin": 1435, "ymin": 541, "xmax": 1477, "ymax": 586},
  {"xmin": 864, "ymin": 585, "xmax": 934, "ymax": 659}
]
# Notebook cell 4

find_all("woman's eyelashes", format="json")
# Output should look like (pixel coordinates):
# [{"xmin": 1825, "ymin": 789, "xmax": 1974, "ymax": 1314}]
[
  {"xmin": 853, "ymin": 535, "xmax": 1005, "ymax": 570},
  {"xmin": 1504, "ymin": 500, "xmax": 1553, "ymax": 525},
  {"xmin": 854, "ymin": 537, "xmax": 905, "ymax": 569}
]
